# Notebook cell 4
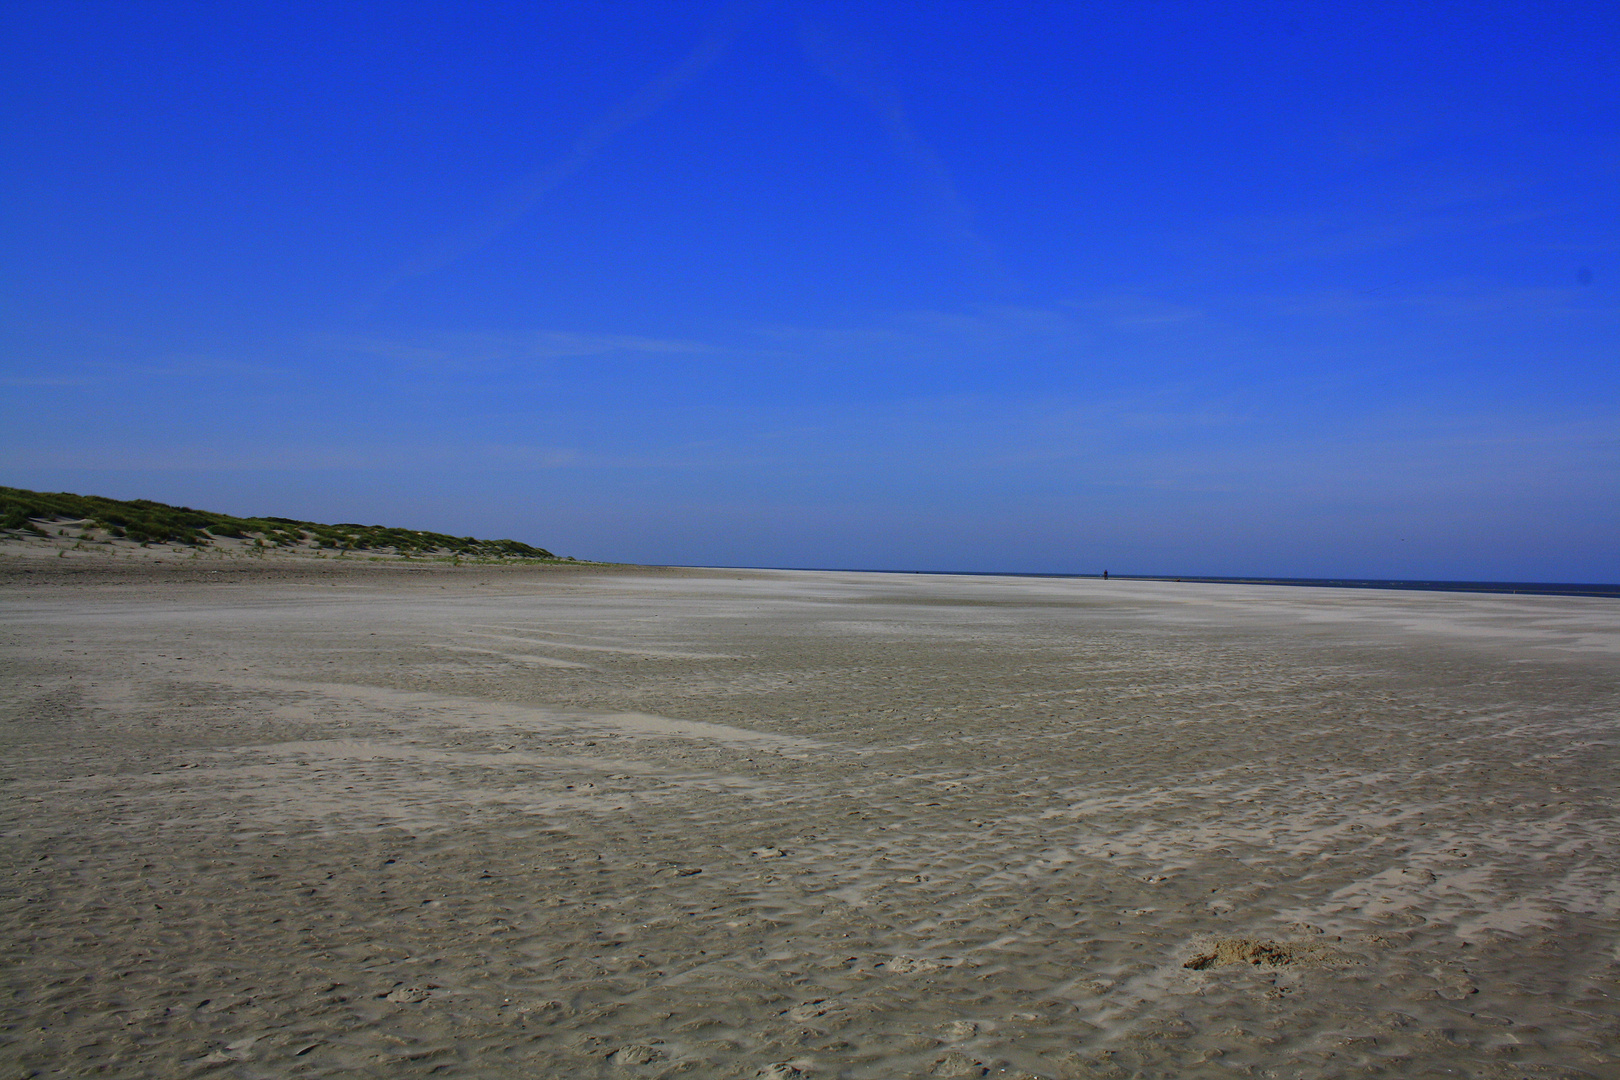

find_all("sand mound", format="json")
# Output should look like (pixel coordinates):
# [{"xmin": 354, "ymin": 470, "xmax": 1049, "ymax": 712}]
[{"xmin": 1183, "ymin": 937, "xmax": 1332, "ymax": 970}]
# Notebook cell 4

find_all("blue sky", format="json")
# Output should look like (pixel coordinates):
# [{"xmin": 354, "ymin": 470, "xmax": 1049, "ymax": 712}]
[{"xmin": 3, "ymin": 1, "xmax": 1616, "ymax": 578}]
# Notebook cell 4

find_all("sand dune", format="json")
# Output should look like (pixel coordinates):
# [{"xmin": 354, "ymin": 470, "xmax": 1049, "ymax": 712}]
[{"xmin": 3, "ymin": 558, "xmax": 1617, "ymax": 1078}]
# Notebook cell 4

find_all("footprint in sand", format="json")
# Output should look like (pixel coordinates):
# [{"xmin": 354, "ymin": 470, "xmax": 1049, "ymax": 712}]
[
  {"xmin": 1182, "ymin": 938, "xmax": 1345, "ymax": 970},
  {"xmin": 883, "ymin": 955, "xmax": 947, "ymax": 975},
  {"xmin": 930, "ymin": 1051, "xmax": 988, "ymax": 1077},
  {"xmin": 609, "ymin": 1044, "xmax": 666, "ymax": 1065}
]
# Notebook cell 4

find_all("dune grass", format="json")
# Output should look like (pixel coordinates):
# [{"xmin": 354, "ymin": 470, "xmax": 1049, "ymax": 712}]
[{"xmin": 0, "ymin": 485, "xmax": 557, "ymax": 559}]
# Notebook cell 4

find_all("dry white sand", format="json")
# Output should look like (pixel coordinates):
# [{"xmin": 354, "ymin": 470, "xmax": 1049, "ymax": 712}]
[{"xmin": 2, "ymin": 554, "xmax": 1618, "ymax": 1079}]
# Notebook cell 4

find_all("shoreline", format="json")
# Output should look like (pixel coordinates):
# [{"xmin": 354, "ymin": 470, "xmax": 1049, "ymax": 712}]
[{"xmin": 5, "ymin": 537, "xmax": 1615, "ymax": 600}]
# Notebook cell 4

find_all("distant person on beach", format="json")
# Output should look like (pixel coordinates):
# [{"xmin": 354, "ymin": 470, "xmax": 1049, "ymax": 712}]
[{"xmin": 1103, "ymin": 570, "xmax": 1109, "ymax": 579}]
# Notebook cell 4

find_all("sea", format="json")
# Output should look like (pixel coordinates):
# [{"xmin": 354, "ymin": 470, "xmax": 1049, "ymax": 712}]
[
  {"xmin": 737, "ymin": 567, "xmax": 1620, "ymax": 600},
  {"xmin": 1089, "ymin": 576, "xmax": 1620, "ymax": 600}
]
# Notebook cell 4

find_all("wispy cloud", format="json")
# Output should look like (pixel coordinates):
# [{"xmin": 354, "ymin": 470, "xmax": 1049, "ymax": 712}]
[
  {"xmin": 1064, "ymin": 294, "xmax": 1204, "ymax": 328},
  {"xmin": 0, "ymin": 442, "xmax": 590, "ymax": 473},
  {"xmin": 1172, "ymin": 197, "xmax": 1560, "ymax": 273},
  {"xmin": 747, "ymin": 296, "xmax": 1206, "ymax": 364},
  {"xmin": 368, "ymin": 5, "xmax": 756, "ymax": 306},
  {"xmin": 313, "ymin": 330, "xmax": 716, "ymax": 365},
  {"xmin": 2, "ymin": 355, "xmax": 288, "ymax": 386},
  {"xmin": 1245, "ymin": 281, "xmax": 1615, "ymax": 321},
  {"xmin": 797, "ymin": 18, "xmax": 1014, "ymax": 294},
  {"xmin": 0, "ymin": 376, "xmax": 99, "ymax": 388},
  {"xmin": 128, "ymin": 355, "xmax": 290, "ymax": 381}
]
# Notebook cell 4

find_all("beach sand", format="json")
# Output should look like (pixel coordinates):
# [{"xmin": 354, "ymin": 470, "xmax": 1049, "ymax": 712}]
[{"xmin": 3, "ymin": 555, "xmax": 1618, "ymax": 1078}]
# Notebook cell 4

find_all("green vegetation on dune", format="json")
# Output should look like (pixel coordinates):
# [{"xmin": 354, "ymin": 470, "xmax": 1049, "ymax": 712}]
[{"xmin": 0, "ymin": 485, "xmax": 557, "ymax": 559}]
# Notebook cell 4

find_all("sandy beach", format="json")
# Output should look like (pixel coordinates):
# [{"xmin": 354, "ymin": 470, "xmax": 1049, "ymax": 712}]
[{"xmin": 3, "ymin": 555, "xmax": 1618, "ymax": 1079}]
